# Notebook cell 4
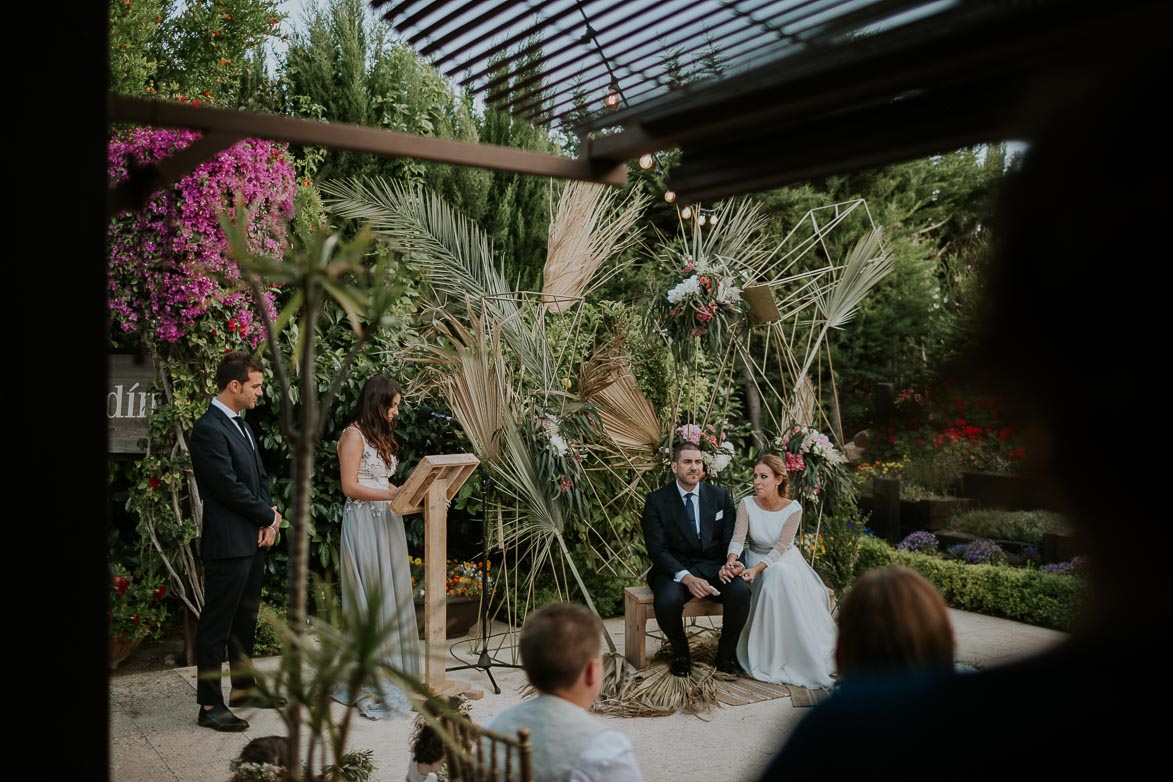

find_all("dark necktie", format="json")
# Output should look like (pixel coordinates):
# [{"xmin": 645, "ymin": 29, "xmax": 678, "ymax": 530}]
[
  {"xmin": 684, "ymin": 491, "xmax": 699, "ymax": 539},
  {"xmin": 233, "ymin": 416, "xmax": 254, "ymax": 450}
]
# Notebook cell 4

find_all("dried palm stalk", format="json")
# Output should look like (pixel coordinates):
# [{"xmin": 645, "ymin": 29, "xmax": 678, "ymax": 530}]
[{"xmin": 542, "ymin": 181, "xmax": 647, "ymax": 313}]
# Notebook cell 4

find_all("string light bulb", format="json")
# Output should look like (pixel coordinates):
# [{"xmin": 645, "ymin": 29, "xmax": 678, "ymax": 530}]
[
  {"xmin": 638, "ymin": 153, "xmax": 654, "ymax": 169},
  {"xmin": 604, "ymin": 80, "xmax": 620, "ymax": 108},
  {"xmin": 697, "ymin": 213, "xmax": 707, "ymax": 226},
  {"xmin": 680, "ymin": 205, "xmax": 693, "ymax": 220},
  {"xmin": 708, "ymin": 212, "xmax": 718, "ymax": 225},
  {"xmin": 664, "ymin": 189, "xmax": 676, "ymax": 203}
]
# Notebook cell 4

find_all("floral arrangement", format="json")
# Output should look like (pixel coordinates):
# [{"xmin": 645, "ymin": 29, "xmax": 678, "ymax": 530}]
[
  {"xmin": 409, "ymin": 557, "xmax": 490, "ymax": 599},
  {"xmin": 528, "ymin": 404, "xmax": 597, "ymax": 519},
  {"xmin": 797, "ymin": 531, "xmax": 827, "ymax": 560},
  {"xmin": 650, "ymin": 251, "xmax": 748, "ymax": 357},
  {"xmin": 897, "ymin": 530, "xmax": 940, "ymax": 554},
  {"xmin": 666, "ymin": 422, "xmax": 736, "ymax": 478},
  {"xmin": 769, "ymin": 424, "xmax": 851, "ymax": 505},
  {"xmin": 109, "ymin": 562, "xmax": 170, "ymax": 641}
]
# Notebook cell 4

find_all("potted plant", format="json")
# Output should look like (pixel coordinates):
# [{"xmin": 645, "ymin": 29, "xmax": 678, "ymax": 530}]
[
  {"xmin": 108, "ymin": 562, "xmax": 170, "ymax": 669},
  {"xmin": 409, "ymin": 557, "xmax": 490, "ymax": 637}
]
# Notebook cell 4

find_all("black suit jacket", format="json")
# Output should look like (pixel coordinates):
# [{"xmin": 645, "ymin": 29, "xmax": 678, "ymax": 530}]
[
  {"xmin": 189, "ymin": 404, "xmax": 274, "ymax": 561},
  {"xmin": 641, "ymin": 481, "xmax": 738, "ymax": 584}
]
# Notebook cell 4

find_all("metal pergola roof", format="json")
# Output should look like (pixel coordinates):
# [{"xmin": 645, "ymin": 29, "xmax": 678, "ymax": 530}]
[
  {"xmin": 371, "ymin": 0, "xmax": 1164, "ymax": 201},
  {"xmin": 108, "ymin": 1, "xmax": 1166, "ymax": 214}
]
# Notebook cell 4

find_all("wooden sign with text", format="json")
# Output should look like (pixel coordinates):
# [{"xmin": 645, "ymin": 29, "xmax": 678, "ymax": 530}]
[{"xmin": 108, "ymin": 353, "xmax": 157, "ymax": 455}]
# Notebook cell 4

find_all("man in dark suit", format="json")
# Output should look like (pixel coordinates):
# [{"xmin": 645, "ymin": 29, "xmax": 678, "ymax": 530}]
[
  {"xmin": 189, "ymin": 350, "xmax": 283, "ymax": 731},
  {"xmin": 641, "ymin": 441, "xmax": 751, "ymax": 677}
]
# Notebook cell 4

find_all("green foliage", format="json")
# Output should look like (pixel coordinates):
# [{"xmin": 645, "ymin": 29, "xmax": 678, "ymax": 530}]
[
  {"xmin": 108, "ymin": 0, "xmax": 285, "ymax": 105},
  {"xmin": 805, "ymin": 497, "xmax": 870, "ymax": 595},
  {"xmin": 109, "ymin": 562, "xmax": 171, "ymax": 641},
  {"xmin": 946, "ymin": 509, "xmax": 1070, "ymax": 544},
  {"xmin": 280, "ymin": 0, "xmax": 491, "ymax": 215},
  {"xmin": 851, "ymin": 538, "xmax": 1087, "ymax": 631}
]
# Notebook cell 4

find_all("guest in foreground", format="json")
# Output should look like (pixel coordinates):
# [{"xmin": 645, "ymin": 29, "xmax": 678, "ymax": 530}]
[
  {"xmin": 835, "ymin": 566, "xmax": 954, "ymax": 679},
  {"xmin": 641, "ymin": 440, "xmax": 751, "ymax": 677},
  {"xmin": 190, "ymin": 350, "xmax": 284, "ymax": 732},
  {"xmin": 724, "ymin": 454, "xmax": 836, "ymax": 688},
  {"xmin": 486, "ymin": 602, "xmax": 644, "ymax": 782}
]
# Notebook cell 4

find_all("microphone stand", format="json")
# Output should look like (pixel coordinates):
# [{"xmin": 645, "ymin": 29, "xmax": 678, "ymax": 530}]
[{"xmin": 445, "ymin": 467, "xmax": 522, "ymax": 694}]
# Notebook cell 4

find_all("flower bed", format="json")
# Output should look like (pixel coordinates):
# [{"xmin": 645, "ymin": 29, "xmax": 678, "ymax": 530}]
[{"xmin": 854, "ymin": 536, "xmax": 1086, "ymax": 631}]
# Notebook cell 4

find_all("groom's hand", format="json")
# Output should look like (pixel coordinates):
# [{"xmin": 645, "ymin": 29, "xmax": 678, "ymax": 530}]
[{"xmin": 682, "ymin": 574, "xmax": 714, "ymax": 599}]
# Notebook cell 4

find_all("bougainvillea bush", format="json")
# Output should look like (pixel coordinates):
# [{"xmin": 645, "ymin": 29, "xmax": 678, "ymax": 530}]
[
  {"xmin": 107, "ymin": 124, "xmax": 298, "ymax": 615},
  {"xmin": 107, "ymin": 126, "xmax": 297, "ymax": 347}
]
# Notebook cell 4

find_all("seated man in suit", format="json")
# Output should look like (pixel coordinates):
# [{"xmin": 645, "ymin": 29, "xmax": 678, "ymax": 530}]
[
  {"xmin": 640, "ymin": 441, "xmax": 751, "ymax": 676},
  {"xmin": 486, "ymin": 602, "xmax": 644, "ymax": 782}
]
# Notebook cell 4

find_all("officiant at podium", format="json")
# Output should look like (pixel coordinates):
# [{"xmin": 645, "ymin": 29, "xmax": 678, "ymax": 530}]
[{"xmin": 332, "ymin": 374, "xmax": 422, "ymax": 719}]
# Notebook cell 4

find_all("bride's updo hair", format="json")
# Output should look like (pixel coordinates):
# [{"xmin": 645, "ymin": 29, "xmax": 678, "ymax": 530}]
[{"xmin": 756, "ymin": 454, "xmax": 789, "ymax": 499}]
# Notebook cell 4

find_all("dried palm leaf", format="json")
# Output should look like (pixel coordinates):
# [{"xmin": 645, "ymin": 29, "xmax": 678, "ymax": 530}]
[
  {"xmin": 793, "ymin": 227, "xmax": 892, "ymax": 391},
  {"xmin": 542, "ymin": 182, "xmax": 648, "ymax": 313}
]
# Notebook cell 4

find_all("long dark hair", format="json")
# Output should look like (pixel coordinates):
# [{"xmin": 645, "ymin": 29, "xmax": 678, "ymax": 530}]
[{"xmin": 350, "ymin": 375, "xmax": 401, "ymax": 468}]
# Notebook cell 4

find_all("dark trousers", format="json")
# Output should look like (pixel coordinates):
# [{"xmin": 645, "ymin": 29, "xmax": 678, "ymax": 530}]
[
  {"xmin": 650, "ymin": 571, "xmax": 751, "ymax": 663},
  {"xmin": 196, "ymin": 550, "xmax": 265, "ymax": 706}
]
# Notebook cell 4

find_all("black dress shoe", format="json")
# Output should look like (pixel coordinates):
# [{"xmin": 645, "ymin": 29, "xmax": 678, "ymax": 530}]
[
  {"xmin": 715, "ymin": 658, "xmax": 744, "ymax": 677},
  {"xmin": 228, "ymin": 690, "xmax": 288, "ymax": 709},
  {"xmin": 198, "ymin": 704, "xmax": 249, "ymax": 732},
  {"xmin": 670, "ymin": 656, "xmax": 692, "ymax": 677}
]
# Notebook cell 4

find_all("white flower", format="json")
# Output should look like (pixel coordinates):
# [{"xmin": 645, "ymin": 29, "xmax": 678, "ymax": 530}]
[
  {"xmin": 720, "ymin": 440, "xmax": 736, "ymax": 455},
  {"xmin": 716, "ymin": 278, "xmax": 742, "ymax": 306},
  {"xmin": 667, "ymin": 275, "xmax": 702, "ymax": 304},
  {"xmin": 548, "ymin": 433, "xmax": 569, "ymax": 457},
  {"xmin": 711, "ymin": 453, "xmax": 732, "ymax": 475}
]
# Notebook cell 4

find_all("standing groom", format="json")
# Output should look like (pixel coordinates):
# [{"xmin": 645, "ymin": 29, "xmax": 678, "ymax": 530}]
[
  {"xmin": 189, "ymin": 350, "xmax": 284, "ymax": 731},
  {"xmin": 640, "ymin": 441, "xmax": 750, "ymax": 677}
]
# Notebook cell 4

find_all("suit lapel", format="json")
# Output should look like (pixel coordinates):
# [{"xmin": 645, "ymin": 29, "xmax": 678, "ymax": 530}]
[
  {"xmin": 217, "ymin": 409, "xmax": 261, "ymax": 472},
  {"xmin": 665, "ymin": 484, "xmax": 698, "ymax": 546}
]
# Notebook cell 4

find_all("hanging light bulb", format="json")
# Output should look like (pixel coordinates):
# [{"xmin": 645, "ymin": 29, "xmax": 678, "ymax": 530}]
[
  {"xmin": 604, "ymin": 80, "xmax": 620, "ymax": 108},
  {"xmin": 638, "ymin": 153, "xmax": 654, "ymax": 170},
  {"xmin": 664, "ymin": 189, "xmax": 677, "ymax": 203},
  {"xmin": 708, "ymin": 212, "xmax": 719, "ymax": 225},
  {"xmin": 680, "ymin": 205, "xmax": 693, "ymax": 220},
  {"xmin": 697, "ymin": 213, "xmax": 707, "ymax": 226}
]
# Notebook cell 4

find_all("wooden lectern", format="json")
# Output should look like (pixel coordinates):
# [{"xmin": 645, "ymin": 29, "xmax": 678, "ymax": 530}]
[{"xmin": 391, "ymin": 453, "xmax": 480, "ymax": 697}]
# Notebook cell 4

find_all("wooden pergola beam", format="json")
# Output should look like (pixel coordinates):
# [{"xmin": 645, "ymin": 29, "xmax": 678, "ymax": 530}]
[{"xmin": 108, "ymin": 94, "xmax": 625, "ymax": 212}]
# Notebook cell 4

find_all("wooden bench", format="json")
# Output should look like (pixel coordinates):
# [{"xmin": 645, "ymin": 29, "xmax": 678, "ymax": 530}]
[{"xmin": 623, "ymin": 585, "xmax": 724, "ymax": 670}]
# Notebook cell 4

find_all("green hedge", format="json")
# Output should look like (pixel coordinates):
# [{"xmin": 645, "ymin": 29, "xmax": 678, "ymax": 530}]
[
  {"xmin": 854, "ymin": 536, "xmax": 1086, "ymax": 631},
  {"xmin": 945, "ymin": 508, "xmax": 1069, "ymax": 544}
]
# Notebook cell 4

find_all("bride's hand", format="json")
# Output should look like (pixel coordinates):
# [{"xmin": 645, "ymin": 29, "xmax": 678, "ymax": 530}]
[{"xmin": 740, "ymin": 568, "xmax": 757, "ymax": 584}]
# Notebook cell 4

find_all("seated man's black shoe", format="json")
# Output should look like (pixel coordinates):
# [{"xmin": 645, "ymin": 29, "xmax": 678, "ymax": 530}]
[
  {"xmin": 198, "ymin": 704, "xmax": 249, "ymax": 732},
  {"xmin": 228, "ymin": 689, "xmax": 288, "ymax": 709},
  {"xmin": 670, "ymin": 656, "xmax": 692, "ymax": 677},
  {"xmin": 715, "ymin": 658, "xmax": 744, "ymax": 677}
]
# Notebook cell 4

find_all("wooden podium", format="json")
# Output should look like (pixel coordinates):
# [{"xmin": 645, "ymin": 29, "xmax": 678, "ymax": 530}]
[{"xmin": 391, "ymin": 453, "xmax": 481, "ymax": 697}]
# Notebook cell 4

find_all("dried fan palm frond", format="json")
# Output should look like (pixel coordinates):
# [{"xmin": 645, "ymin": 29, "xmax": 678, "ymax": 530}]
[
  {"xmin": 578, "ymin": 333, "xmax": 662, "ymax": 466},
  {"xmin": 409, "ymin": 304, "xmax": 508, "ymax": 463},
  {"xmin": 793, "ymin": 227, "xmax": 892, "ymax": 390},
  {"xmin": 542, "ymin": 181, "xmax": 647, "ymax": 313}
]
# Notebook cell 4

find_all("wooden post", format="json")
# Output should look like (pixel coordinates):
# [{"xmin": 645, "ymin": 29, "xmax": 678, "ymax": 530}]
[
  {"xmin": 424, "ymin": 478, "xmax": 448, "ymax": 689},
  {"xmin": 391, "ymin": 453, "xmax": 480, "ymax": 696}
]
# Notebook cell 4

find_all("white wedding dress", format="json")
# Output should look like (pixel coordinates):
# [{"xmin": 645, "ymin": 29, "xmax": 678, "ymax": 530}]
[{"xmin": 729, "ymin": 496, "xmax": 837, "ymax": 689}]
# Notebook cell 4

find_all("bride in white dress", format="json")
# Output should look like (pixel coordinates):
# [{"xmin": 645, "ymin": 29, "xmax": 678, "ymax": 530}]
[{"xmin": 722, "ymin": 453, "xmax": 837, "ymax": 689}]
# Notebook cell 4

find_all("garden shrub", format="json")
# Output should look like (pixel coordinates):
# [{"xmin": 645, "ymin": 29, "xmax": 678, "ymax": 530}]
[
  {"xmin": 946, "ymin": 508, "xmax": 1069, "ymax": 544},
  {"xmin": 850, "ymin": 538, "xmax": 1086, "ymax": 631}
]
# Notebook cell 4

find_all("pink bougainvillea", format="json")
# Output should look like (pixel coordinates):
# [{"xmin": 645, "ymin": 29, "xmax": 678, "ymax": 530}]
[{"xmin": 107, "ymin": 126, "xmax": 297, "ymax": 346}]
